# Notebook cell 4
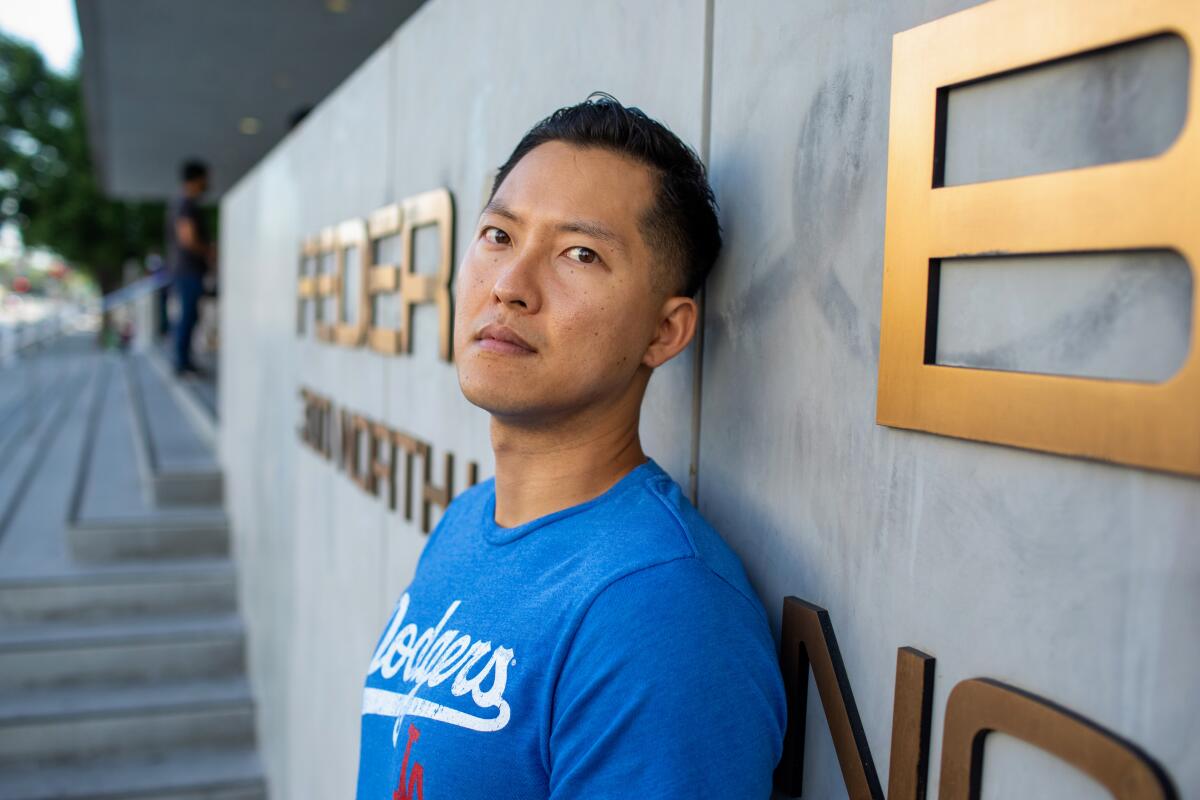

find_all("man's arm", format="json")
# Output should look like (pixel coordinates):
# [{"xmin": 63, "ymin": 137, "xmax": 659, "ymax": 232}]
[
  {"xmin": 175, "ymin": 216, "xmax": 205, "ymax": 256},
  {"xmin": 175, "ymin": 201, "xmax": 215, "ymax": 266},
  {"xmin": 548, "ymin": 558, "xmax": 786, "ymax": 799}
]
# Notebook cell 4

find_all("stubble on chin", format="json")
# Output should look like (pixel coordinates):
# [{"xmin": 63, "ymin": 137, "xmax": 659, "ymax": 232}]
[{"xmin": 458, "ymin": 365, "xmax": 540, "ymax": 418}]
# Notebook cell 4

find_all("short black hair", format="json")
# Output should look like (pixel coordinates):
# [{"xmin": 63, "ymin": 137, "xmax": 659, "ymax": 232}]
[
  {"xmin": 180, "ymin": 159, "xmax": 209, "ymax": 183},
  {"xmin": 491, "ymin": 93, "xmax": 721, "ymax": 297}
]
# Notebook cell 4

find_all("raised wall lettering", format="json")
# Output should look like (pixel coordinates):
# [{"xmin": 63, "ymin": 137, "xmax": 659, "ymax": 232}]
[
  {"xmin": 939, "ymin": 679, "xmax": 1177, "ymax": 800},
  {"xmin": 333, "ymin": 218, "xmax": 371, "ymax": 347},
  {"xmin": 775, "ymin": 596, "xmax": 1176, "ymax": 799},
  {"xmin": 877, "ymin": 0, "xmax": 1200, "ymax": 476},
  {"xmin": 297, "ymin": 187, "xmax": 455, "ymax": 362},
  {"xmin": 297, "ymin": 387, "xmax": 479, "ymax": 533},
  {"xmin": 775, "ymin": 596, "xmax": 931, "ymax": 799}
]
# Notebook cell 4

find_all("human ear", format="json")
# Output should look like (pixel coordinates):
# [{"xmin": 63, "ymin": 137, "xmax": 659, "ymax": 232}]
[{"xmin": 642, "ymin": 296, "xmax": 698, "ymax": 368}]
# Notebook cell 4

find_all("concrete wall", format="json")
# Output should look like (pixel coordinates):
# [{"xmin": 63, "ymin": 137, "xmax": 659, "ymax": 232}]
[{"xmin": 219, "ymin": 0, "xmax": 1200, "ymax": 797}]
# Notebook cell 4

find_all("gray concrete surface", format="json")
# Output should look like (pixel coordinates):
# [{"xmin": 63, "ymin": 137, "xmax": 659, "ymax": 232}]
[
  {"xmin": 935, "ymin": 250, "xmax": 1193, "ymax": 381},
  {"xmin": 942, "ymin": 32, "xmax": 1189, "ymax": 186},
  {"xmin": 216, "ymin": 1, "xmax": 1200, "ymax": 798}
]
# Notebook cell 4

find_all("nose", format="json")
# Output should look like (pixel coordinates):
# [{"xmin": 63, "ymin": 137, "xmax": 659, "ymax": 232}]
[{"xmin": 491, "ymin": 248, "xmax": 542, "ymax": 314}]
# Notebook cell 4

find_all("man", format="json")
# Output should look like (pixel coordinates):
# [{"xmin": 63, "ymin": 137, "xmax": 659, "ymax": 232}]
[
  {"xmin": 166, "ymin": 159, "xmax": 212, "ymax": 375},
  {"xmin": 356, "ymin": 95, "xmax": 785, "ymax": 799}
]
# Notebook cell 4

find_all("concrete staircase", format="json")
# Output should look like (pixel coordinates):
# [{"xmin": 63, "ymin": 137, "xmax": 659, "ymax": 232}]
[{"xmin": 0, "ymin": 339, "xmax": 265, "ymax": 799}]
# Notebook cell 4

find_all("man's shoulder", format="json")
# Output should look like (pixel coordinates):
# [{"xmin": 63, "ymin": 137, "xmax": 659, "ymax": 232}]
[
  {"xmin": 581, "ymin": 460, "xmax": 767, "ymax": 621},
  {"xmin": 172, "ymin": 195, "xmax": 204, "ymax": 225}
]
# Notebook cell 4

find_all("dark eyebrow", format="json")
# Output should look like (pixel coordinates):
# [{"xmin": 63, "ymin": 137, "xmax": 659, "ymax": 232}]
[
  {"xmin": 482, "ymin": 199, "xmax": 520, "ymax": 222},
  {"xmin": 556, "ymin": 220, "xmax": 627, "ymax": 254}
]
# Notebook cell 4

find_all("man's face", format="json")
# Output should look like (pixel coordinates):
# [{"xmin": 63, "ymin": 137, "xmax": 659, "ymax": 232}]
[
  {"xmin": 454, "ymin": 141, "xmax": 669, "ymax": 422},
  {"xmin": 186, "ymin": 175, "xmax": 209, "ymax": 197}
]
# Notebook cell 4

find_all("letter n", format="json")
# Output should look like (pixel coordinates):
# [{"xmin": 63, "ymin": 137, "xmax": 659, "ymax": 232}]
[{"xmin": 775, "ymin": 597, "xmax": 935, "ymax": 800}]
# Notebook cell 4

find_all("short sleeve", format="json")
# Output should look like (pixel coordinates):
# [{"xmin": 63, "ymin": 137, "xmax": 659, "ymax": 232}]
[
  {"xmin": 548, "ymin": 557, "xmax": 786, "ymax": 799},
  {"xmin": 176, "ymin": 197, "xmax": 206, "ymax": 241}
]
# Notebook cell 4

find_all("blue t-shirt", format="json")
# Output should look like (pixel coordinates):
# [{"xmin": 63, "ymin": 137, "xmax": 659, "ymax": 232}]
[{"xmin": 355, "ymin": 458, "xmax": 786, "ymax": 799}]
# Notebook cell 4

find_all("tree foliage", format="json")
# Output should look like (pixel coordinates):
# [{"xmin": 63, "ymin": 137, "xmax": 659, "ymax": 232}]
[{"xmin": 0, "ymin": 34, "xmax": 163, "ymax": 292}]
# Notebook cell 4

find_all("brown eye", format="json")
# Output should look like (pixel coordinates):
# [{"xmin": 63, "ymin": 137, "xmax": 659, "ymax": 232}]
[
  {"xmin": 566, "ymin": 246, "xmax": 598, "ymax": 264},
  {"xmin": 483, "ymin": 226, "xmax": 510, "ymax": 245}
]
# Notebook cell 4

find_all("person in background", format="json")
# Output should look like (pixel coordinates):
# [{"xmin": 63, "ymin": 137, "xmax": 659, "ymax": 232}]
[{"xmin": 166, "ymin": 159, "xmax": 213, "ymax": 376}]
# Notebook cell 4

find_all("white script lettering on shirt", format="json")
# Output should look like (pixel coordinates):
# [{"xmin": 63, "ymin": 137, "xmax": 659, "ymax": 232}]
[{"xmin": 363, "ymin": 593, "xmax": 516, "ymax": 736}]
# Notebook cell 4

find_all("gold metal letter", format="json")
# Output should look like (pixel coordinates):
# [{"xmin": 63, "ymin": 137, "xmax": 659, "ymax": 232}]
[
  {"xmin": 877, "ymin": 0, "xmax": 1200, "ymax": 476},
  {"xmin": 938, "ymin": 678, "xmax": 1177, "ymax": 800},
  {"xmin": 420, "ymin": 448, "xmax": 454, "ymax": 534},
  {"xmin": 334, "ymin": 219, "xmax": 371, "ymax": 347},
  {"xmin": 371, "ymin": 422, "xmax": 398, "ymax": 508},
  {"xmin": 367, "ymin": 189, "xmax": 455, "ymax": 360},
  {"xmin": 776, "ymin": 598, "xmax": 936, "ymax": 800},
  {"xmin": 297, "ymin": 243, "xmax": 319, "ymax": 335},
  {"xmin": 888, "ymin": 648, "xmax": 935, "ymax": 800},
  {"xmin": 313, "ymin": 228, "xmax": 338, "ymax": 343}
]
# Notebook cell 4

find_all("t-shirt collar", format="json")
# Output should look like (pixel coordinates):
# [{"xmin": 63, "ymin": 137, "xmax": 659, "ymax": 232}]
[{"xmin": 482, "ymin": 457, "xmax": 662, "ymax": 546}]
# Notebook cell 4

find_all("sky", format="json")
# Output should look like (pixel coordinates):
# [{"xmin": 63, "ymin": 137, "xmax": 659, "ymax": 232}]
[
  {"xmin": 0, "ymin": 0, "xmax": 80, "ymax": 73},
  {"xmin": 0, "ymin": 1, "xmax": 81, "ymax": 263}
]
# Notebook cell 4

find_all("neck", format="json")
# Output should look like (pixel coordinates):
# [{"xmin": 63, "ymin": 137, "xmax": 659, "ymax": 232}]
[{"xmin": 490, "ymin": 380, "xmax": 648, "ymax": 528}]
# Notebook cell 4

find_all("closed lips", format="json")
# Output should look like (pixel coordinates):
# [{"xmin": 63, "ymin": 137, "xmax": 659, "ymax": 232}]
[{"xmin": 477, "ymin": 324, "xmax": 536, "ymax": 352}]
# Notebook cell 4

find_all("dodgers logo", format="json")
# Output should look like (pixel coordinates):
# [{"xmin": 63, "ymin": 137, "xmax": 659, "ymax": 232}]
[{"xmin": 362, "ymin": 593, "xmax": 516, "ymax": 743}]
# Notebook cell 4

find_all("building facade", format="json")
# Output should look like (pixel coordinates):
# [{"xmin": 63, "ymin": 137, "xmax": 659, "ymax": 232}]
[{"xmin": 217, "ymin": 1, "xmax": 1199, "ymax": 797}]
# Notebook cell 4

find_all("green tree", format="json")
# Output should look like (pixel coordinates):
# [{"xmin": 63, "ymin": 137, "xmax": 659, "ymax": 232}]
[{"xmin": 0, "ymin": 34, "xmax": 163, "ymax": 294}]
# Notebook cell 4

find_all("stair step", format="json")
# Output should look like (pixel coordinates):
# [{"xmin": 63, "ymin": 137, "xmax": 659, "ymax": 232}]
[
  {"xmin": 0, "ymin": 678, "xmax": 255, "ymax": 767},
  {"xmin": 125, "ymin": 358, "xmax": 221, "ymax": 510},
  {"xmin": 145, "ymin": 347, "xmax": 217, "ymax": 440},
  {"xmin": 154, "ymin": 470, "xmax": 224, "ymax": 507},
  {"xmin": 69, "ymin": 512, "xmax": 230, "ymax": 561},
  {"xmin": 0, "ymin": 348, "xmax": 260, "ymax": 794},
  {"xmin": 0, "ymin": 562, "xmax": 237, "ymax": 624},
  {"xmin": 0, "ymin": 366, "xmax": 90, "ymax": 530},
  {"xmin": 0, "ymin": 747, "xmax": 265, "ymax": 800},
  {"xmin": 0, "ymin": 676, "xmax": 253, "ymax": 721},
  {"xmin": 127, "ymin": 357, "xmax": 216, "ymax": 471},
  {"xmin": 0, "ymin": 615, "xmax": 244, "ymax": 692}
]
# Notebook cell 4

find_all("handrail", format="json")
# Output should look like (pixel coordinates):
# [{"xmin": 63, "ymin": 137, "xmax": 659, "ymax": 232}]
[{"xmin": 100, "ymin": 271, "xmax": 170, "ymax": 312}]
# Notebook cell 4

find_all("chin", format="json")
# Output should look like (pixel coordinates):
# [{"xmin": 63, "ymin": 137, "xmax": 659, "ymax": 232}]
[
  {"xmin": 458, "ymin": 366, "xmax": 540, "ymax": 417},
  {"xmin": 461, "ymin": 388, "xmax": 549, "ymax": 419}
]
